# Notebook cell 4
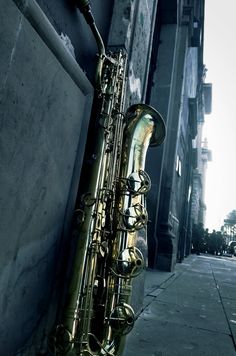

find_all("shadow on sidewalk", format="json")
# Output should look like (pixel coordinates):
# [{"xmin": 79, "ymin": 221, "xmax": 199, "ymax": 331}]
[{"xmin": 124, "ymin": 254, "xmax": 236, "ymax": 356}]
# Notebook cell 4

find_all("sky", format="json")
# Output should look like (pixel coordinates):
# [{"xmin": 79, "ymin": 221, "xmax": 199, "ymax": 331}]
[{"xmin": 203, "ymin": 0, "xmax": 236, "ymax": 231}]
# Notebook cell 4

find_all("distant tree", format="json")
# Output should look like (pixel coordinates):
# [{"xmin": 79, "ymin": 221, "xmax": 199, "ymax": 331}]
[
  {"xmin": 192, "ymin": 223, "xmax": 205, "ymax": 254},
  {"xmin": 207, "ymin": 230, "xmax": 225, "ymax": 255},
  {"xmin": 224, "ymin": 210, "xmax": 236, "ymax": 227},
  {"xmin": 226, "ymin": 210, "xmax": 236, "ymax": 221},
  {"xmin": 224, "ymin": 210, "xmax": 236, "ymax": 240}
]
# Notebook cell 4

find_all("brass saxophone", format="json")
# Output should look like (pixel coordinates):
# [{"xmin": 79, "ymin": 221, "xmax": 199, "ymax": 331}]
[{"xmin": 49, "ymin": 1, "xmax": 165, "ymax": 355}]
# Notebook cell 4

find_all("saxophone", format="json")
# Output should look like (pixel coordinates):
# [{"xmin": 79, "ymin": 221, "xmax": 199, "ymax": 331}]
[{"xmin": 49, "ymin": 1, "xmax": 165, "ymax": 355}]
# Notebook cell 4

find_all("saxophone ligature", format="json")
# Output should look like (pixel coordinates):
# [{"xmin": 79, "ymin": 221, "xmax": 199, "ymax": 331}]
[{"xmin": 49, "ymin": 1, "xmax": 165, "ymax": 355}]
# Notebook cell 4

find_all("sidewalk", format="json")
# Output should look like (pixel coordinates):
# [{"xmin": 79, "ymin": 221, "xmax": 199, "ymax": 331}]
[{"xmin": 124, "ymin": 254, "xmax": 236, "ymax": 356}]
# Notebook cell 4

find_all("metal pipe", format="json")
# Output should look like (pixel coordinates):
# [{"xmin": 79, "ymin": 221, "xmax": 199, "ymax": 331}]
[{"xmin": 76, "ymin": 0, "xmax": 106, "ymax": 87}]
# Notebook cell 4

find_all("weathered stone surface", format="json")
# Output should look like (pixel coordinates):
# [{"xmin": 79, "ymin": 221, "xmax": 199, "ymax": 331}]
[
  {"xmin": 108, "ymin": 0, "xmax": 136, "ymax": 52},
  {"xmin": 0, "ymin": 1, "xmax": 92, "ymax": 353},
  {"xmin": 108, "ymin": 0, "xmax": 157, "ymax": 104}
]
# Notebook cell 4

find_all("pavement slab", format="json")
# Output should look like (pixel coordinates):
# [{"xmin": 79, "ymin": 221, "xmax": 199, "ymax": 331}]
[
  {"xmin": 124, "ymin": 254, "xmax": 236, "ymax": 356},
  {"xmin": 142, "ymin": 299, "xmax": 230, "ymax": 334},
  {"xmin": 124, "ymin": 319, "xmax": 235, "ymax": 356}
]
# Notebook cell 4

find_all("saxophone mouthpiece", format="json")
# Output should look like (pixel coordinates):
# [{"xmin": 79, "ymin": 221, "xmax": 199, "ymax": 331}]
[
  {"xmin": 76, "ymin": 0, "xmax": 90, "ymax": 12},
  {"xmin": 76, "ymin": 0, "xmax": 95, "ymax": 25}
]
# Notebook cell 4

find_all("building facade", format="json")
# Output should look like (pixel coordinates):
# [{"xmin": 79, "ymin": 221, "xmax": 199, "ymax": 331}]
[
  {"xmin": 146, "ymin": 0, "xmax": 212, "ymax": 271},
  {"xmin": 1, "ymin": 0, "xmax": 211, "ymax": 354}
]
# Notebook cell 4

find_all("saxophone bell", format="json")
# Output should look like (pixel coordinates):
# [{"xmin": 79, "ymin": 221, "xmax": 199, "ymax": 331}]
[{"xmin": 125, "ymin": 103, "xmax": 166, "ymax": 147}]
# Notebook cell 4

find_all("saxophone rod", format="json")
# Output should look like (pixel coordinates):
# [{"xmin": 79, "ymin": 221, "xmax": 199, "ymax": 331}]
[{"xmin": 76, "ymin": 0, "xmax": 106, "ymax": 87}]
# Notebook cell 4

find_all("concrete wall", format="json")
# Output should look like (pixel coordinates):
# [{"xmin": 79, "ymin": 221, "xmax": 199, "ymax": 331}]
[
  {"xmin": 146, "ymin": 23, "xmax": 177, "ymax": 268},
  {"xmin": 147, "ymin": 23, "xmax": 190, "ymax": 271},
  {"xmin": 35, "ymin": 0, "xmax": 114, "ymax": 83},
  {"xmin": 0, "ymin": 1, "xmax": 93, "ymax": 354},
  {"xmin": 155, "ymin": 24, "xmax": 198, "ymax": 271}
]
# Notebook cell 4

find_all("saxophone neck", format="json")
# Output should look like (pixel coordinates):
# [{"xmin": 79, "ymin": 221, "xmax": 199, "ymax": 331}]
[{"xmin": 76, "ymin": 0, "xmax": 106, "ymax": 88}]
